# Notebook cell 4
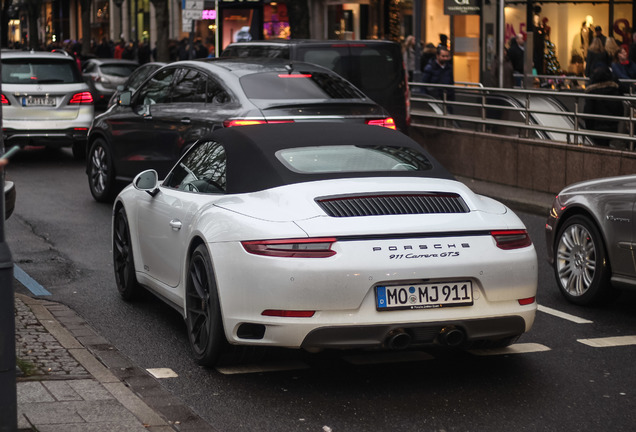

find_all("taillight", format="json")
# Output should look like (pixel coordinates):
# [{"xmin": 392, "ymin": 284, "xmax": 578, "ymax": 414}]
[
  {"xmin": 224, "ymin": 119, "xmax": 294, "ymax": 127},
  {"xmin": 1, "ymin": 94, "xmax": 9, "ymax": 105},
  {"xmin": 491, "ymin": 230, "xmax": 532, "ymax": 250},
  {"xmin": 69, "ymin": 92, "xmax": 94, "ymax": 104},
  {"xmin": 366, "ymin": 118, "xmax": 397, "ymax": 130},
  {"xmin": 262, "ymin": 310, "xmax": 315, "ymax": 317},
  {"xmin": 277, "ymin": 74, "xmax": 312, "ymax": 78},
  {"xmin": 242, "ymin": 237, "xmax": 337, "ymax": 258}
]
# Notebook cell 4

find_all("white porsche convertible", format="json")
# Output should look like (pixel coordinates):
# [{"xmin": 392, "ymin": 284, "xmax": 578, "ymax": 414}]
[{"xmin": 113, "ymin": 123, "xmax": 538, "ymax": 366}]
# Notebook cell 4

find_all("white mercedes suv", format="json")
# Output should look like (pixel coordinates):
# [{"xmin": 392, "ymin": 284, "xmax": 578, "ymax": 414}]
[{"xmin": 1, "ymin": 50, "xmax": 94, "ymax": 159}]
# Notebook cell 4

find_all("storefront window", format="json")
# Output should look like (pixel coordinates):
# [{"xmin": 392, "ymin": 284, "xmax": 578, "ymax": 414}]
[{"xmin": 264, "ymin": 3, "xmax": 289, "ymax": 39}]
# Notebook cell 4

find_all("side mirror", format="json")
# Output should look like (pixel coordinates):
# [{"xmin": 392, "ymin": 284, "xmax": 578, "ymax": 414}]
[
  {"xmin": 118, "ymin": 90, "xmax": 132, "ymax": 107},
  {"xmin": 133, "ymin": 170, "xmax": 159, "ymax": 197}
]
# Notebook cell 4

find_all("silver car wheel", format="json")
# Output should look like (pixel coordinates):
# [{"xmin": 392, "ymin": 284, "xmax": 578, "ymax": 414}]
[
  {"xmin": 556, "ymin": 223, "xmax": 596, "ymax": 297},
  {"xmin": 87, "ymin": 138, "xmax": 116, "ymax": 202}
]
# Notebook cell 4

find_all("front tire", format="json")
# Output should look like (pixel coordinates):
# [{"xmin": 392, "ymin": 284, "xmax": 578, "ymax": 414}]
[
  {"xmin": 113, "ymin": 206, "xmax": 141, "ymax": 300},
  {"xmin": 554, "ymin": 215, "xmax": 612, "ymax": 305},
  {"xmin": 88, "ymin": 138, "xmax": 116, "ymax": 202},
  {"xmin": 186, "ymin": 244, "xmax": 226, "ymax": 367}
]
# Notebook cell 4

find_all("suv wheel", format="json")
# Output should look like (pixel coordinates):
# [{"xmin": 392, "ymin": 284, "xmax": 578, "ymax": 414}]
[{"xmin": 88, "ymin": 138, "xmax": 116, "ymax": 202}]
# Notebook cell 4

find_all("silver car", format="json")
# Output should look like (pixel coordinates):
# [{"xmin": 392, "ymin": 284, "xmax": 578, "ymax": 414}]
[
  {"xmin": 82, "ymin": 58, "xmax": 138, "ymax": 106},
  {"xmin": 1, "ymin": 51, "xmax": 94, "ymax": 159},
  {"xmin": 545, "ymin": 175, "xmax": 636, "ymax": 305}
]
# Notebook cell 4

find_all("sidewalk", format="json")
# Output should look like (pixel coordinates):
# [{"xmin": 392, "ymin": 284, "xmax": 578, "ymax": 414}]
[{"xmin": 14, "ymin": 293, "xmax": 215, "ymax": 432}]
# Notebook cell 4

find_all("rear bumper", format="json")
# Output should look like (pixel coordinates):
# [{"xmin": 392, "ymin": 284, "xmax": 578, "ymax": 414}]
[
  {"xmin": 3, "ymin": 128, "xmax": 88, "ymax": 147},
  {"xmin": 300, "ymin": 316, "xmax": 527, "ymax": 350}
]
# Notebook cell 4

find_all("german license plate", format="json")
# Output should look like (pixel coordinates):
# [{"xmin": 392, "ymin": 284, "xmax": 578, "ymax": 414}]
[
  {"xmin": 376, "ymin": 281, "xmax": 473, "ymax": 311},
  {"xmin": 22, "ymin": 96, "xmax": 56, "ymax": 106}
]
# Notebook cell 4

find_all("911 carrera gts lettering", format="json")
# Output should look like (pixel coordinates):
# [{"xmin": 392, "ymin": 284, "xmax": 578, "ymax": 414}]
[{"xmin": 389, "ymin": 252, "xmax": 460, "ymax": 259}]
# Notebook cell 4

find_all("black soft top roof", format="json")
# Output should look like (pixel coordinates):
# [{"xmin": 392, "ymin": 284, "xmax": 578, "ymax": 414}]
[{"xmin": 205, "ymin": 123, "xmax": 453, "ymax": 194}]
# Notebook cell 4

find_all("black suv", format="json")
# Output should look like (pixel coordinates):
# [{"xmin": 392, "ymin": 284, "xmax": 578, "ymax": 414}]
[{"xmin": 222, "ymin": 40, "xmax": 410, "ymax": 132}]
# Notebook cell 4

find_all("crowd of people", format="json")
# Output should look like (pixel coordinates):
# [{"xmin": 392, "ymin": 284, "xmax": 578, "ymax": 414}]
[
  {"xmin": 403, "ymin": 34, "xmax": 455, "ymax": 105},
  {"xmin": 6, "ymin": 36, "xmax": 216, "ymax": 65}
]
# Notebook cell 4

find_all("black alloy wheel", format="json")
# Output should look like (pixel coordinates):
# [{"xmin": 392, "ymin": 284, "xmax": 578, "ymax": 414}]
[
  {"xmin": 185, "ymin": 244, "xmax": 226, "ymax": 366},
  {"xmin": 113, "ymin": 206, "xmax": 141, "ymax": 300},
  {"xmin": 554, "ymin": 215, "xmax": 613, "ymax": 305},
  {"xmin": 88, "ymin": 138, "xmax": 116, "ymax": 202}
]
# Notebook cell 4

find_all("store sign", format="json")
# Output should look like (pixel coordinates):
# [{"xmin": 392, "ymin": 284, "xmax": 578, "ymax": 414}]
[{"xmin": 444, "ymin": 0, "xmax": 480, "ymax": 15}]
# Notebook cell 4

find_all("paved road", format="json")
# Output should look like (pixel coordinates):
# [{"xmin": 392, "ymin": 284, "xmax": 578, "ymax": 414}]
[{"xmin": 6, "ymin": 147, "xmax": 636, "ymax": 431}]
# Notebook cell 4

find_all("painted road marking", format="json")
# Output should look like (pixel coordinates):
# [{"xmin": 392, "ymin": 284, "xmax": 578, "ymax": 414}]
[
  {"xmin": 578, "ymin": 336, "xmax": 636, "ymax": 348},
  {"xmin": 13, "ymin": 264, "xmax": 51, "ymax": 296},
  {"xmin": 343, "ymin": 351, "xmax": 434, "ymax": 365},
  {"xmin": 147, "ymin": 368, "xmax": 179, "ymax": 379},
  {"xmin": 217, "ymin": 360, "xmax": 310, "ymax": 375},
  {"xmin": 538, "ymin": 305, "xmax": 593, "ymax": 324},
  {"xmin": 469, "ymin": 343, "xmax": 552, "ymax": 356}
]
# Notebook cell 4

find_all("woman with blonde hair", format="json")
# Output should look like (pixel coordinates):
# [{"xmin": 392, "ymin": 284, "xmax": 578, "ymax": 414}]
[
  {"xmin": 585, "ymin": 37, "xmax": 609, "ymax": 76},
  {"xmin": 605, "ymin": 37, "xmax": 620, "ymax": 61}
]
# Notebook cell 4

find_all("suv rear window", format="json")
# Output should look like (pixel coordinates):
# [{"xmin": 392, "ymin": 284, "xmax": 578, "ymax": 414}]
[
  {"xmin": 99, "ymin": 64, "xmax": 138, "ymax": 77},
  {"xmin": 1, "ymin": 58, "xmax": 82, "ymax": 84},
  {"xmin": 240, "ymin": 72, "xmax": 365, "ymax": 100}
]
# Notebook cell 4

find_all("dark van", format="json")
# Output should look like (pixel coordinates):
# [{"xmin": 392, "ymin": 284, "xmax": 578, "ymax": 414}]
[{"xmin": 221, "ymin": 40, "xmax": 410, "ymax": 132}]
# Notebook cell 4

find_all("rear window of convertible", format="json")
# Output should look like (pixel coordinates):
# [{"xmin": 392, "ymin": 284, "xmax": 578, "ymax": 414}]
[
  {"xmin": 276, "ymin": 146, "xmax": 433, "ymax": 173},
  {"xmin": 240, "ymin": 72, "xmax": 365, "ymax": 100}
]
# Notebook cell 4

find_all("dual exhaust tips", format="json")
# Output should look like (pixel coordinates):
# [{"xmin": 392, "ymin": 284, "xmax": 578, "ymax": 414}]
[{"xmin": 385, "ymin": 326, "xmax": 466, "ymax": 350}]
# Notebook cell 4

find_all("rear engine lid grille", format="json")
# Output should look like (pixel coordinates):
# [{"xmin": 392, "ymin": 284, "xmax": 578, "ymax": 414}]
[{"xmin": 316, "ymin": 193, "xmax": 469, "ymax": 217}]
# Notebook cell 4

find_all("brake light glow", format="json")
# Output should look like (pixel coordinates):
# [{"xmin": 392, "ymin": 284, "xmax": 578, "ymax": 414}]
[
  {"xmin": 366, "ymin": 118, "xmax": 397, "ymax": 130},
  {"xmin": 277, "ymin": 74, "xmax": 312, "ymax": 78},
  {"xmin": 224, "ymin": 119, "xmax": 294, "ymax": 127},
  {"xmin": 491, "ymin": 230, "xmax": 532, "ymax": 250},
  {"xmin": 262, "ymin": 310, "xmax": 316, "ymax": 318},
  {"xmin": 242, "ymin": 237, "xmax": 337, "ymax": 258},
  {"xmin": 1, "ymin": 94, "xmax": 9, "ymax": 105},
  {"xmin": 518, "ymin": 297, "xmax": 536, "ymax": 306},
  {"xmin": 69, "ymin": 92, "xmax": 94, "ymax": 104}
]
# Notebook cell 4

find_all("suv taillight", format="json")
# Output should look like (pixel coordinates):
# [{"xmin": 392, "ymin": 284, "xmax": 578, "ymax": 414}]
[
  {"xmin": 1, "ymin": 94, "xmax": 9, "ymax": 105},
  {"xmin": 366, "ymin": 118, "xmax": 396, "ymax": 130},
  {"xmin": 69, "ymin": 92, "xmax": 94, "ymax": 104}
]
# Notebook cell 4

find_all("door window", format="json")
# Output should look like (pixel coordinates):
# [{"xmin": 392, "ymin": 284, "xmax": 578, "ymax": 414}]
[
  {"xmin": 164, "ymin": 140, "xmax": 227, "ymax": 194},
  {"xmin": 171, "ymin": 68, "xmax": 207, "ymax": 103},
  {"xmin": 135, "ymin": 68, "xmax": 176, "ymax": 105}
]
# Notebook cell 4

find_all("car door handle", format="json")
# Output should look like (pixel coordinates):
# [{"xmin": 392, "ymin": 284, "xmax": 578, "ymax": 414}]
[
  {"xmin": 169, "ymin": 219, "xmax": 182, "ymax": 231},
  {"xmin": 181, "ymin": 117, "xmax": 191, "ymax": 124}
]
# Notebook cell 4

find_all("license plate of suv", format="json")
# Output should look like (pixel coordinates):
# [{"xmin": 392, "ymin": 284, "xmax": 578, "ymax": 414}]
[
  {"xmin": 22, "ymin": 96, "xmax": 56, "ymax": 106},
  {"xmin": 376, "ymin": 281, "xmax": 473, "ymax": 311}
]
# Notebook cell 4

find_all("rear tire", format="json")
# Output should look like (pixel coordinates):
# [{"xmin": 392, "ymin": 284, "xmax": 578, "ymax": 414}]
[
  {"xmin": 88, "ymin": 138, "xmax": 116, "ymax": 202},
  {"xmin": 185, "ymin": 245, "xmax": 226, "ymax": 367}
]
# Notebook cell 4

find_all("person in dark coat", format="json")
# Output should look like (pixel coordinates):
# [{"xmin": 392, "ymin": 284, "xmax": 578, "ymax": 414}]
[
  {"xmin": 421, "ymin": 46, "xmax": 454, "ymax": 102},
  {"xmin": 612, "ymin": 45, "xmax": 636, "ymax": 80},
  {"xmin": 507, "ymin": 34, "xmax": 524, "ymax": 86},
  {"xmin": 420, "ymin": 43, "xmax": 436, "ymax": 73},
  {"xmin": 584, "ymin": 65, "xmax": 624, "ymax": 146},
  {"xmin": 585, "ymin": 37, "xmax": 610, "ymax": 77}
]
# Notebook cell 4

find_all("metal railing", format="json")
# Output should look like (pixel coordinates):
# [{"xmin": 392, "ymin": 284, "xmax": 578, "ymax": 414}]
[{"xmin": 409, "ymin": 82, "xmax": 636, "ymax": 151}]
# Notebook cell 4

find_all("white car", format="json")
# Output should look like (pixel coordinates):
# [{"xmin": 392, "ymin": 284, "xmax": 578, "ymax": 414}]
[
  {"xmin": 113, "ymin": 123, "xmax": 538, "ymax": 366},
  {"xmin": 1, "ymin": 51, "xmax": 94, "ymax": 159}
]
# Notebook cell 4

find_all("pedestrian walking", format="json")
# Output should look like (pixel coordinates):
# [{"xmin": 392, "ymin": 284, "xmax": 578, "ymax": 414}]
[
  {"xmin": 420, "ymin": 43, "xmax": 436, "ymax": 72},
  {"xmin": 584, "ymin": 65, "xmax": 624, "ymax": 146},
  {"xmin": 421, "ymin": 46, "xmax": 454, "ymax": 107},
  {"xmin": 507, "ymin": 34, "xmax": 525, "ymax": 86}
]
